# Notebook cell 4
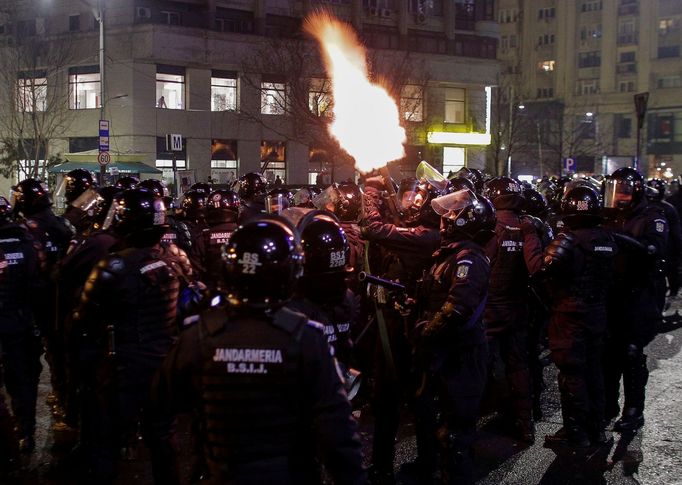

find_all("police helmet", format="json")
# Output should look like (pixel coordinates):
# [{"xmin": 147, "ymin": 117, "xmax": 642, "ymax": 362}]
[
  {"xmin": 180, "ymin": 189, "xmax": 208, "ymax": 222},
  {"xmin": 603, "ymin": 167, "xmax": 644, "ymax": 211},
  {"xmin": 432, "ymin": 189, "xmax": 496, "ymax": 242},
  {"xmin": 92, "ymin": 186, "xmax": 121, "ymax": 230},
  {"xmin": 298, "ymin": 211, "xmax": 350, "ymax": 276},
  {"xmin": 522, "ymin": 188, "xmax": 548, "ymax": 217},
  {"xmin": 63, "ymin": 169, "xmax": 97, "ymax": 204},
  {"xmin": 236, "ymin": 172, "xmax": 268, "ymax": 201},
  {"xmin": 312, "ymin": 183, "xmax": 363, "ymax": 222},
  {"xmin": 189, "ymin": 182, "xmax": 212, "ymax": 194},
  {"xmin": 265, "ymin": 187, "xmax": 293, "ymax": 214},
  {"xmin": 138, "ymin": 179, "xmax": 170, "ymax": 199},
  {"xmin": 103, "ymin": 188, "xmax": 167, "ymax": 243},
  {"xmin": 206, "ymin": 189, "xmax": 240, "ymax": 225},
  {"xmin": 646, "ymin": 179, "xmax": 666, "ymax": 202},
  {"xmin": 11, "ymin": 179, "xmax": 52, "ymax": 216},
  {"xmin": 483, "ymin": 176, "xmax": 524, "ymax": 210},
  {"xmin": 447, "ymin": 176, "xmax": 475, "ymax": 194},
  {"xmin": 222, "ymin": 216, "xmax": 303, "ymax": 308},
  {"xmin": 397, "ymin": 177, "xmax": 441, "ymax": 227},
  {"xmin": 560, "ymin": 186, "xmax": 602, "ymax": 228},
  {"xmin": 114, "ymin": 176, "xmax": 140, "ymax": 190}
]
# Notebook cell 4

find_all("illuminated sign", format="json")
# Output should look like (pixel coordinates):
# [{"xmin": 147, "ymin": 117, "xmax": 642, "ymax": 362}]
[{"xmin": 427, "ymin": 132, "xmax": 492, "ymax": 146}]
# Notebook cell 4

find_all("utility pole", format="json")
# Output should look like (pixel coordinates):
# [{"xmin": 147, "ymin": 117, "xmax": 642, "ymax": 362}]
[
  {"xmin": 537, "ymin": 121, "xmax": 543, "ymax": 178},
  {"xmin": 98, "ymin": 0, "xmax": 106, "ymax": 184},
  {"xmin": 507, "ymin": 84, "xmax": 513, "ymax": 177}
]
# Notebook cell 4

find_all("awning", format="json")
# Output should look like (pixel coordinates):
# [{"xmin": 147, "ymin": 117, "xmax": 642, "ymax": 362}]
[{"xmin": 48, "ymin": 151, "xmax": 161, "ymax": 174}]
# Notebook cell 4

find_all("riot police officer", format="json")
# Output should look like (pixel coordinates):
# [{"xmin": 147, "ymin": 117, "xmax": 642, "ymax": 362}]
[
  {"xmin": 602, "ymin": 167, "xmax": 668, "ymax": 432},
  {"xmin": 286, "ymin": 210, "xmax": 357, "ymax": 384},
  {"xmin": 0, "ymin": 195, "xmax": 45, "ymax": 452},
  {"xmin": 483, "ymin": 176, "xmax": 544, "ymax": 443},
  {"xmin": 361, "ymin": 174, "xmax": 441, "ymax": 483},
  {"xmin": 200, "ymin": 189, "xmax": 240, "ymax": 292},
  {"xmin": 58, "ymin": 168, "xmax": 99, "ymax": 235},
  {"xmin": 72, "ymin": 188, "xmax": 180, "ymax": 483},
  {"xmin": 113, "ymin": 176, "xmax": 139, "ymax": 190},
  {"xmin": 542, "ymin": 186, "xmax": 617, "ymax": 447},
  {"xmin": 178, "ymin": 189, "xmax": 209, "ymax": 273},
  {"xmin": 150, "ymin": 217, "xmax": 365, "ymax": 485},
  {"xmin": 11, "ymin": 178, "xmax": 75, "ymax": 416},
  {"xmin": 410, "ymin": 189, "xmax": 495, "ymax": 484},
  {"xmin": 139, "ymin": 179, "xmax": 192, "ymax": 254},
  {"xmin": 236, "ymin": 172, "xmax": 268, "ymax": 222},
  {"xmin": 647, "ymin": 179, "xmax": 682, "ymax": 298}
]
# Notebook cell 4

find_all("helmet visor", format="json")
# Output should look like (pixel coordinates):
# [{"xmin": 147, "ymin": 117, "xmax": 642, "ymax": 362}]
[
  {"xmin": 312, "ymin": 185, "xmax": 341, "ymax": 212},
  {"xmin": 54, "ymin": 177, "xmax": 68, "ymax": 209},
  {"xmin": 603, "ymin": 179, "xmax": 633, "ymax": 209},
  {"xmin": 416, "ymin": 161, "xmax": 449, "ymax": 192},
  {"xmin": 293, "ymin": 188, "xmax": 313, "ymax": 207},
  {"xmin": 71, "ymin": 188, "xmax": 101, "ymax": 213},
  {"xmin": 265, "ymin": 194, "xmax": 287, "ymax": 214},
  {"xmin": 431, "ymin": 189, "xmax": 477, "ymax": 217},
  {"xmin": 100, "ymin": 197, "xmax": 121, "ymax": 231}
]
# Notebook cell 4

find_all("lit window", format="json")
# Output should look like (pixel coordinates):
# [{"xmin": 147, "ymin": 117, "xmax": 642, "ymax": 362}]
[
  {"xmin": 401, "ymin": 84, "xmax": 424, "ymax": 122},
  {"xmin": 309, "ymin": 78, "xmax": 332, "ymax": 117},
  {"xmin": 261, "ymin": 81, "xmax": 287, "ymax": 115},
  {"xmin": 444, "ymin": 87, "xmax": 465, "ymax": 124},
  {"xmin": 442, "ymin": 147, "xmax": 465, "ymax": 175},
  {"xmin": 538, "ymin": 60, "xmax": 555, "ymax": 72},
  {"xmin": 210, "ymin": 139, "xmax": 239, "ymax": 184},
  {"xmin": 69, "ymin": 67, "xmax": 100, "ymax": 109},
  {"xmin": 16, "ymin": 75, "xmax": 47, "ymax": 112},
  {"xmin": 261, "ymin": 141, "xmax": 286, "ymax": 182},
  {"xmin": 211, "ymin": 72, "xmax": 237, "ymax": 111},
  {"xmin": 156, "ymin": 66, "xmax": 185, "ymax": 109}
]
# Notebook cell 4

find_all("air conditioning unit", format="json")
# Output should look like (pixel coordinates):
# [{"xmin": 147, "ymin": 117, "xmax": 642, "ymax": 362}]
[
  {"xmin": 136, "ymin": 7, "xmax": 151, "ymax": 19},
  {"xmin": 381, "ymin": 8, "xmax": 391, "ymax": 17},
  {"xmin": 416, "ymin": 12, "xmax": 427, "ymax": 24}
]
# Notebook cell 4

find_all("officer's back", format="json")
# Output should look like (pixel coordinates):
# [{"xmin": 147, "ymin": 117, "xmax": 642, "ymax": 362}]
[{"xmin": 151, "ymin": 217, "xmax": 365, "ymax": 485}]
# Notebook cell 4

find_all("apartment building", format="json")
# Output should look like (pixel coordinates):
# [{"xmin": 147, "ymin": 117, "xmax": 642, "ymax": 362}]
[
  {"xmin": 497, "ymin": 0, "xmax": 682, "ymax": 178},
  {"xmin": 0, "ymin": 0, "xmax": 499, "ymax": 194}
]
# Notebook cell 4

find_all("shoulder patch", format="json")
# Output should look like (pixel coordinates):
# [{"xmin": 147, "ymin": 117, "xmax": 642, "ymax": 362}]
[
  {"xmin": 396, "ymin": 227, "xmax": 415, "ymax": 233},
  {"xmin": 655, "ymin": 219, "xmax": 666, "ymax": 233},
  {"xmin": 456, "ymin": 264, "xmax": 470, "ymax": 279},
  {"xmin": 107, "ymin": 257, "xmax": 125, "ymax": 273}
]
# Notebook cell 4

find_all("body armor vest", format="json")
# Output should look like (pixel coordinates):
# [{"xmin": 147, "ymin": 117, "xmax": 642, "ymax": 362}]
[
  {"xmin": 487, "ymin": 220, "xmax": 528, "ymax": 307},
  {"xmin": 203, "ymin": 223, "xmax": 237, "ymax": 290},
  {"xmin": 0, "ymin": 224, "xmax": 36, "ymax": 313},
  {"xmin": 198, "ymin": 307, "xmax": 311, "ymax": 477}
]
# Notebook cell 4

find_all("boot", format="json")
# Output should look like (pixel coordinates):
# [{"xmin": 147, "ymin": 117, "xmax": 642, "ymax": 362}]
[
  {"xmin": 613, "ymin": 407, "xmax": 644, "ymax": 433},
  {"xmin": 544, "ymin": 426, "xmax": 590, "ymax": 448}
]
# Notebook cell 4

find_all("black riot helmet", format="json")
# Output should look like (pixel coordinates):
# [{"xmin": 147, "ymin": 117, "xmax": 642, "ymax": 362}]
[
  {"xmin": 522, "ymin": 188, "xmax": 549, "ymax": 217},
  {"xmin": 63, "ymin": 168, "xmax": 97, "ymax": 204},
  {"xmin": 397, "ymin": 177, "xmax": 441, "ymax": 227},
  {"xmin": 206, "ymin": 189, "xmax": 240, "ymax": 225},
  {"xmin": 102, "ymin": 188, "xmax": 167, "ymax": 245},
  {"xmin": 646, "ymin": 178, "xmax": 666, "ymax": 202},
  {"xmin": 92, "ymin": 186, "xmax": 121, "ymax": 230},
  {"xmin": 236, "ymin": 172, "xmax": 268, "ymax": 201},
  {"xmin": 447, "ymin": 176, "xmax": 475, "ymax": 194},
  {"xmin": 114, "ymin": 176, "xmax": 140, "ymax": 190},
  {"xmin": 603, "ymin": 167, "xmax": 644, "ymax": 211},
  {"xmin": 265, "ymin": 187, "xmax": 293, "ymax": 214},
  {"xmin": 222, "ymin": 216, "xmax": 304, "ymax": 308},
  {"xmin": 312, "ymin": 182, "xmax": 364, "ymax": 222},
  {"xmin": 138, "ymin": 179, "xmax": 170, "ymax": 199},
  {"xmin": 298, "ymin": 211, "xmax": 350, "ymax": 276},
  {"xmin": 0, "ymin": 196, "xmax": 12, "ymax": 224},
  {"xmin": 180, "ymin": 189, "xmax": 208, "ymax": 222},
  {"xmin": 560, "ymin": 185, "xmax": 602, "ymax": 228},
  {"xmin": 11, "ymin": 178, "xmax": 52, "ymax": 216},
  {"xmin": 189, "ymin": 182, "xmax": 212, "ymax": 194},
  {"xmin": 450, "ymin": 167, "xmax": 484, "ymax": 193},
  {"xmin": 483, "ymin": 176, "xmax": 524, "ymax": 210},
  {"xmin": 432, "ymin": 189, "xmax": 496, "ymax": 244},
  {"xmin": 536, "ymin": 179, "xmax": 560, "ymax": 209}
]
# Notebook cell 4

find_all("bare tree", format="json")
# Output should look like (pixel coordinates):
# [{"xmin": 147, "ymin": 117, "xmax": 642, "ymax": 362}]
[
  {"xmin": 0, "ymin": 8, "xmax": 75, "ymax": 180},
  {"xmin": 238, "ymin": 35, "xmax": 429, "ymax": 181}
]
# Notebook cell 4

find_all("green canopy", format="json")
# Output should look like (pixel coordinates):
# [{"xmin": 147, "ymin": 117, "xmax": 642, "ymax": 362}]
[{"xmin": 48, "ymin": 151, "xmax": 161, "ymax": 174}]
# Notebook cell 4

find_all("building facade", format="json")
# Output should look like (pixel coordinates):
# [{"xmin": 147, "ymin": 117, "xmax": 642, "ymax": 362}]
[
  {"xmin": 497, "ymin": 0, "xmax": 682, "ymax": 179},
  {"xmin": 0, "ymin": 0, "xmax": 500, "ymax": 194}
]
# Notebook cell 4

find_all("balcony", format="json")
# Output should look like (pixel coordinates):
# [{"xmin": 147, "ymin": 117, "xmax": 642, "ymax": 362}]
[
  {"xmin": 617, "ymin": 62, "xmax": 637, "ymax": 74},
  {"xmin": 618, "ymin": 32, "xmax": 638, "ymax": 45}
]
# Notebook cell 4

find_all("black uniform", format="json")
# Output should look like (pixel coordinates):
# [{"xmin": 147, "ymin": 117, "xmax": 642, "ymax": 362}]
[
  {"xmin": 415, "ymin": 240, "xmax": 490, "ymax": 483},
  {"xmin": 23, "ymin": 207, "xmax": 75, "ymax": 406},
  {"xmin": 649, "ymin": 198, "xmax": 682, "ymax": 297},
  {"xmin": 0, "ymin": 221, "xmax": 45, "ymax": 445},
  {"xmin": 361, "ymin": 186, "xmax": 440, "ymax": 475},
  {"xmin": 161, "ymin": 216, "xmax": 193, "ymax": 255},
  {"xmin": 603, "ymin": 198, "xmax": 668, "ymax": 420},
  {"xmin": 544, "ymin": 227, "xmax": 617, "ymax": 443},
  {"xmin": 72, "ymin": 245, "xmax": 180, "ymax": 483},
  {"xmin": 484, "ymin": 209, "xmax": 543, "ymax": 438},
  {"xmin": 150, "ymin": 305, "xmax": 365, "ymax": 485},
  {"xmin": 199, "ymin": 221, "xmax": 238, "ymax": 291}
]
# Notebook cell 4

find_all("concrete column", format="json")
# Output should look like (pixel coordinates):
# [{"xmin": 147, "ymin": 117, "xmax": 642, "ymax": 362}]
[
  {"xmin": 444, "ymin": 0, "xmax": 456, "ymax": 40},
  {"xmin": 351, "ymin": 0, "xmax": 363, "ymax": 30},
  {"xmin": 255, "ymin": 0, "xmax": 266, "ymax": 36},
  {"xmin": 287, "ymin": 141, "xmax": 309, "ymax": 184},
  {"xmin": 239, "ymin": 139, "xmax": 262, "ymax": 175},
  {"xmin": 600, "ymin": 0, "xmax": 618, "ymax": 93}
]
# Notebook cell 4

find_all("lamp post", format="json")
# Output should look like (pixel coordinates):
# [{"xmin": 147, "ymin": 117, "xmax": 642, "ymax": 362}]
[{"xmin": 97, "ymin": 0, "xmax": 106, "ymax": 184}]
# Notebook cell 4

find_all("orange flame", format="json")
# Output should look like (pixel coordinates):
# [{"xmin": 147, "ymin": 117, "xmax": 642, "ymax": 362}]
[{"xmin": 305, "ymin": 12, "xmax": 406, "ymax": 174}]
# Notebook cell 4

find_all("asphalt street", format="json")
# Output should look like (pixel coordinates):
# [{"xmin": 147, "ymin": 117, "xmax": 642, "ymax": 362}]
[{"xmin": 5, "ymin": 300, "xmax": 682, "ymax": 485}]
